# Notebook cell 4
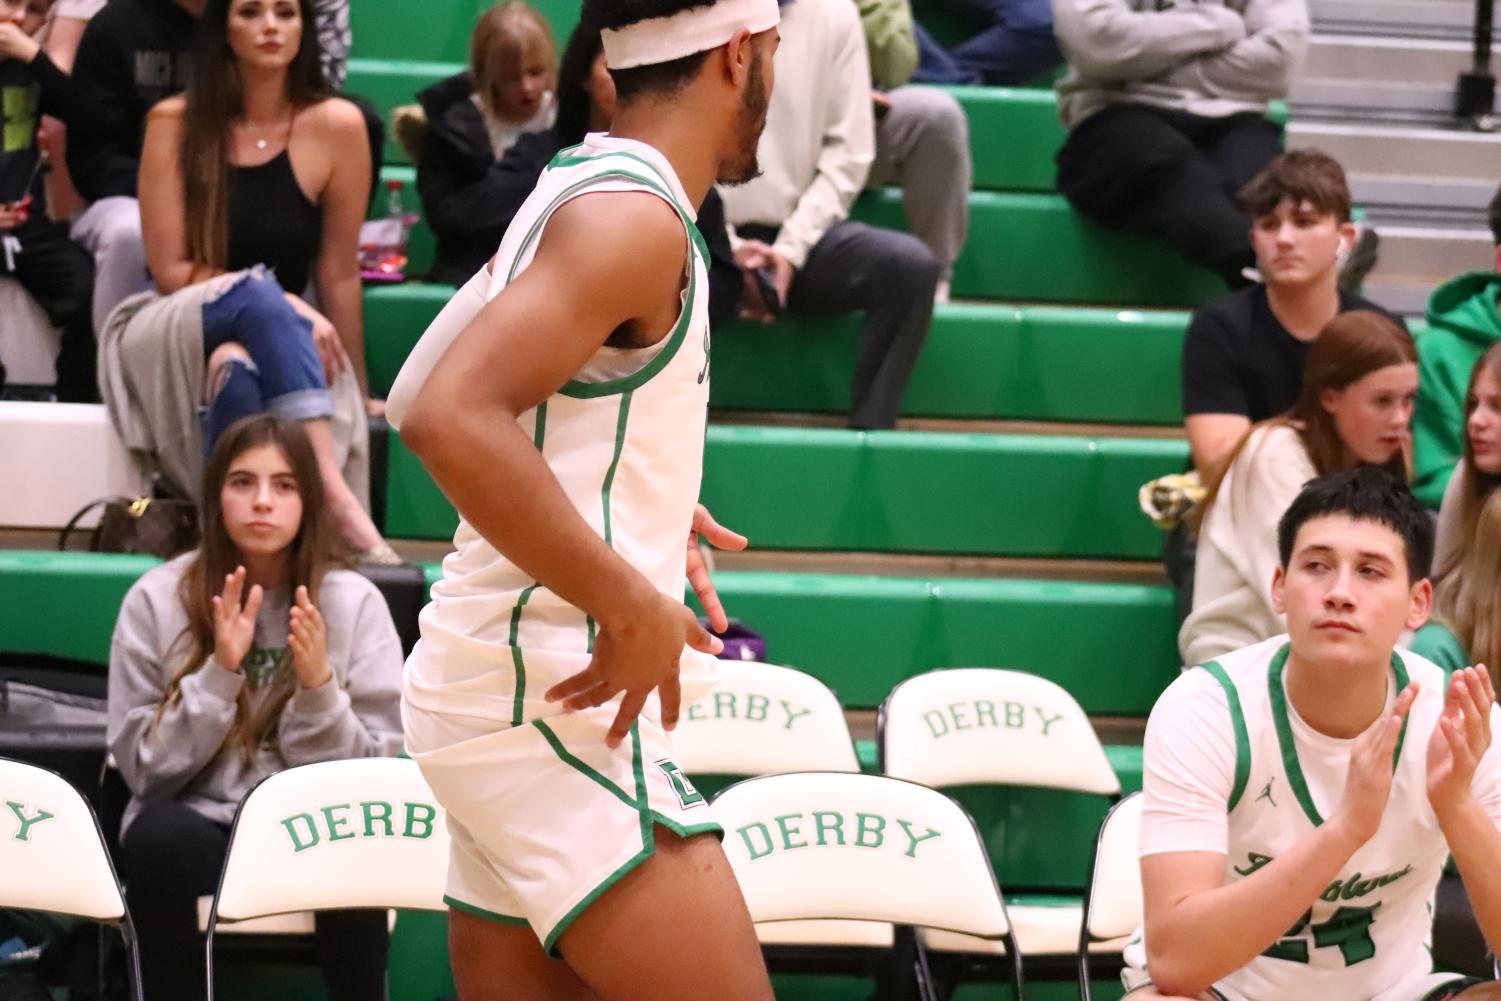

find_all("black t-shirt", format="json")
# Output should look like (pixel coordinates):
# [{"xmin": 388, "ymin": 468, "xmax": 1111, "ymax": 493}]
[
  {"xmin": 1180, "ymin": 285, "xmax": 1400, "ymax": 422},
  {"xmin": 0, "ymin": 60, "xmax": 40, "ymax": 205}
]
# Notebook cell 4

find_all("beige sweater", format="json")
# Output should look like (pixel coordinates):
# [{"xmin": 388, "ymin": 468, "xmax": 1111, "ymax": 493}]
[
  {"xmin": 717, "ymin": 0, "xmax": 875, "ymax": 269},
  {"xmin": 1179, "ymin": 423, "xmax": 1317, "ymax": 666}
]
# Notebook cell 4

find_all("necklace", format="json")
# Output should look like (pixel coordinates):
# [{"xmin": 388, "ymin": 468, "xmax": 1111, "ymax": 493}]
[{"xmin": 242, "ymin": 114, "xmax": 292, "ymax": 153}]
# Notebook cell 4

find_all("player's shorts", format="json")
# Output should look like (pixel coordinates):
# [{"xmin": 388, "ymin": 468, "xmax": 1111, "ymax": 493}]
[
  {"xmin": 404, "ymin": 699, "xmax": 722, "ymax": 955},
  {"xmin": 1120, "ymin": 968, "xmax": 1483, "ymax": 1001}
]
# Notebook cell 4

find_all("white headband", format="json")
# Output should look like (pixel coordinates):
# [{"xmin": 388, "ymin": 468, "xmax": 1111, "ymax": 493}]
[{"xmin": 602, "ymin": 0, "xmax": 779, "ymax": 70}]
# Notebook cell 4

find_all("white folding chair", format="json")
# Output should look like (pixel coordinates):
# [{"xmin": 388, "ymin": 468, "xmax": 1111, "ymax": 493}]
[
  {"xmin": 673, "ymin": 662, "xmax": 860, "ymax": 780},
  {"xmin": 0, "ymin": 756, "xmax": 144, "ymax": 1001},
  {"xmin": 204, "ymin": 758, "xmax": 450, "ymax": 1001},
  {"xmin": 880, "ymin": 669, "xmax": 1122, "ymax": 981},
  {"xmin": 1079, "ymin": 792, "xmax": 1143, "ymax": 1001},
  {"xmin": 714, "ymin": 771, "xmax": 1022, "ymax": 1001}
]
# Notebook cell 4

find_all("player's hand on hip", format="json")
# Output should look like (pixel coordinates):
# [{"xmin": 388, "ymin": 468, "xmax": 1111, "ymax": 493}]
[
  {"xmin": 1332, "ymin": 682, "xmax": 1418, "ymax": 847},
  {"xmin": 687, "ymin": 503, "xmax": 748, "ymax": 634},
  {"xmin": 1427, "ymin": 666, "xmax": 1494, "ymax": 815},
  {"xmin": 544, "ymin": 592, "xmax": 724, "ymax": 747}
]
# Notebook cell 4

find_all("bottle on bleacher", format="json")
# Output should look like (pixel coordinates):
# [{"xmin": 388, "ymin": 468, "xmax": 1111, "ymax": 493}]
[
  {"xmin": 93, "ymin": 0, "xmax": 400, "ymax": 564},
  {"xmin": 106, "ymin": 415, "xmax": 402, "ymax": 1001},
  {"xmin": 0, "ymin": 0, "xmax": 98, "ymax": 403},
  {"xmin": 1413, "ymin": 345, "xmax": 1501, "ymax": 682},
  {"xmin": 401, "ymin": 0, "xmax": 559, "ymax": 286},
  {"xmin": 1180, "ymin": 310, "xmax": 1417, "ymax": 667},
  {"xmin": 1052, "ymin": 0, "xmax": 1309, "ymax": 290}
]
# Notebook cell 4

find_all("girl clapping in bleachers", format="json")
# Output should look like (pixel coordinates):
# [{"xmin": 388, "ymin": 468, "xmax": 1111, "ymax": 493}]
[{"xmin": 106, "ymin": 414, "xmax": 402, "ymax": 1001}]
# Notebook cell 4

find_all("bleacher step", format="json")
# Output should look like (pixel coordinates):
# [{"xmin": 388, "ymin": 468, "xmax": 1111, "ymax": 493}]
[
  {"xmin": 0, "ymin": 551, "xmax": 1180, "ymax": 716},
  {"xmin": 387, "ymin": 426, "xmax": 1189, "ymax": 559},
  {"xmin": 366, "ymin": 285, "xmax": 1194, "ymax": 426},
  {"xmin": 1308, "ymin": 0, "xmax": 1487, "ymax": 41}
]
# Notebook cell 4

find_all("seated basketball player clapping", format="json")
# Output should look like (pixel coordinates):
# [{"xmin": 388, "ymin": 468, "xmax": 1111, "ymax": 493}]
[
  {"xmin": 95, "ymin": 0, "xmax": 397, "ymax": 563},
  {"xmin": 1128, "ymin": 468, "xmax": 1501, "ymax": 1001},
  {"xmin": 106, "ymin": 415, "xmax": 403, "ymax": 1001},
  {"xmin": 1180, "ymin": 312, "xmax": 1416, "ymax": 666}
]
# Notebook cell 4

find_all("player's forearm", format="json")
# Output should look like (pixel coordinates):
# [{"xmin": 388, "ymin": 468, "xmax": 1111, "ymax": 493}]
[
  {"xmin": 1147, "ymin": 822, "xmax": 1362, "ymax": 995},
  {"xmin": 402, "ymin": 401, "xmax": 658, "ymax": 629},
  {"xmin": 1439, "ymin": 797, "xmax": 1501, "ymax": 954}
]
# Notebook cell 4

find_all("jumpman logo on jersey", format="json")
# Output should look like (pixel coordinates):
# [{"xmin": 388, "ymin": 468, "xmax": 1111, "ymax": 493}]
[{"xmin": 1256, "ymin": 778, "xmax": 1278, "ymax": 808}]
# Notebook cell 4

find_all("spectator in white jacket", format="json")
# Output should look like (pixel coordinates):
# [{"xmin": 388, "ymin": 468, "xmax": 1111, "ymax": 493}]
[{"xmin": 718, "ymin": 0, "xmax": 939, "ymax": 430}]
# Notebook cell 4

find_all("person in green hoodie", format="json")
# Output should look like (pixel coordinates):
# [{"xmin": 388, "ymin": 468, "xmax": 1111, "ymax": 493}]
[{"xmin": 1413, "ymin": 186, "xmax": 1501, "ymax": 509}]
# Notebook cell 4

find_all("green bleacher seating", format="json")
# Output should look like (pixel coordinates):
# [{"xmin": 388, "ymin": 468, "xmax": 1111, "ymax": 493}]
[
  {"xmin": 4, "ymin": 551, "xmax": 1177, "ymax": 715},
  {"xmin": 376, "ymin": 163, "xmax": 1226, "ymax": 306},
  {"xmin": 388, "ymin": 425, "xmax": 1187, "ymax": 558},
  {"xmin": 350, "ymin": 0, "xmax": 582, "ymax": 65},
  {"xmin": 363, "ymin": 284, "xmax": 1189, "ymax": 424}
]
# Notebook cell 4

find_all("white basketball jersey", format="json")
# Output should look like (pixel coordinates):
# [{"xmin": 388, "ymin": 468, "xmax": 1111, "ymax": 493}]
[
  {"xmin": 1145, "ymin": 638, "xmax": 1453, "ymax": 1000},
  {"xmin": 402, "ymin": 133, "xmax": 718, "ymax": 727}
]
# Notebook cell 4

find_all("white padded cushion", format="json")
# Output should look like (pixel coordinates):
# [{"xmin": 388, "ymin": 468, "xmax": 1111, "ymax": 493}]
[
  {"xmin": 716, "ymin": 772, "xmax": 1009, "ymax": 940},
  {"xmin": 0, "ymin": 758, "xmax": 124, "ymax": 921},
  {"xmin": 883, "ymin": 668, "xmax": 1120, "ymax": 794},
  {"xmin": 757, "ymin": 920, "xmax": 895, "ymax": 948},
  {"xmin": 213, "ymin": 759, "xmax": 449, "ymax": 922},
  {"xmin": 674, "ymin": 662, "xmax": 859, "ymax": 775},
  {"xmin": 1086, "ymin": 793, "xmax": 1144, "ymax": 941},
  {"xmin": 921, "ymin": 905, "xmax": 1128, "ymax": 956},
  {"xmin": 0, "ymin": 402, "xmax": 143, "ymax": 529}
]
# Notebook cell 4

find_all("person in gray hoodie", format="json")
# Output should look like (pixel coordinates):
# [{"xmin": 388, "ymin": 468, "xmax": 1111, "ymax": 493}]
[
  {"xmin": 1051, "ymin": 0, "xmax": 1309, "ymax": 288},
  {"xmin": 106, "ymin": 414, "xmax": 403, "ymax": 1001}
]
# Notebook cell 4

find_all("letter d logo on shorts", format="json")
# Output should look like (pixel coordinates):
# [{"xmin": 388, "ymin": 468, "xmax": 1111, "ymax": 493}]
[{"xmin": 656, "ymin": 759, "xmax": 705, "ymax": 809}]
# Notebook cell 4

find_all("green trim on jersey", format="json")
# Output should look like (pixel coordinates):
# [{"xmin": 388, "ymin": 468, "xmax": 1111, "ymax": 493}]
[
  {"xmin": 503, "ymin": 158, "xmax": 706, "ymax": 399},
  {"xmin": 651, "ymin": 812, "xmax": 723, "ymax": 840},
  {"xmin": 533, "ymin": 719, "xmax": 638, "ymax": 811},
  {"xmin": 1268, "ymin": 644, "xmax": 1412, "ymax": 827},
  {"xmin": 443, "ymin": 894, "xmax": 529, "ymax": 927},
  {"xmin": 501, "ymin": 406, "xmax": 549, "ymax": 726},
  {"xmin": 508, "ymin": 585, "xmax": 538, "ymax": 727},
  {"xmin": 540, "ymin": 723, "xmax": 658, "ymax": 956},
  {"xmin": 584, "ymin": 390, "xmax": 635, "ymax": 649},
  {"xmin": 547, "ymin": 148, "xmax": 712, "ymax": 262},
  {"xmin": 1200, "ymin": 660, "xmax": 1252, "ymax": 812}
]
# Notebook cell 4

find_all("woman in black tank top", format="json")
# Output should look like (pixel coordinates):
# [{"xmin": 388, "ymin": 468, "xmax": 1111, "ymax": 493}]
[{"xmin": 115, "ymin": 0, "xmax": 397, "ymax": 567}]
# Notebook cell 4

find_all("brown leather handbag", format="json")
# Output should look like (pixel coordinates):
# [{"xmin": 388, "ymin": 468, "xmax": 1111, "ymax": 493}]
[{"xmin": 59, "ymin": 494, "xmax": 200, "ymax": 559}]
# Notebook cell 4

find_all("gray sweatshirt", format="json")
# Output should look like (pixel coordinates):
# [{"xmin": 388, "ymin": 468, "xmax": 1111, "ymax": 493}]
[
  {"xmin": 1052, "ymin": 0, "xmax": 1309, "ymax": 130},
  {"xmin": 106, "ymin": 554, "xmax": 404, "ymax": 833}
]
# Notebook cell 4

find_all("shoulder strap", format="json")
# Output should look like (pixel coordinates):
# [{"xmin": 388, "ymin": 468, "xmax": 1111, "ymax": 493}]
[{"xmin": 1199, "ymin": 660, "xmax": 1252, "ymax": 813}]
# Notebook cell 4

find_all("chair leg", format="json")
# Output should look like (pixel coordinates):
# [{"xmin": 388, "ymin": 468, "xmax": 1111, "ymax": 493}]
[
  {"xmin": 1006, "ymin": 932, "xmax": 1025, "ymax": 1001},
  {"xmin": 118, "ymin": 915, "xmax": 146, "ymax": 1001},
  {"xmin": 912, "ymin": 935, "xmax": 939, "ymax": 1001},
  {"xmin": 1078, "ymin": 949, "xmax": 1092, "ymax": 1001},
  {"xmin": 204, "ymin": 921, "xmax": 217, "ymax": 1001}
]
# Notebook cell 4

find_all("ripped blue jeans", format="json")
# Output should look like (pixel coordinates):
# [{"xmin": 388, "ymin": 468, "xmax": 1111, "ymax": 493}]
[{"xmin": 200, "ymin": 268, "xmax": 332, "ymax": 452}]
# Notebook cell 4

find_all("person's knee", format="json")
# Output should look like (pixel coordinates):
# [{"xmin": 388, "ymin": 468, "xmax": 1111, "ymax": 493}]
[
  {"xmin": 205, "ymin": 341, "xmax": 253, "ymax": 395},
  {"xmin": 91, "ymin": 201, "xmax": 144, "ymax": 254},
  {"xmin": 877, "ymin": 233, "xmax": 941, "ymax": 295},
  {"xmin": 900, "ymin": 87, "xmax": 969, "ymax": 138}
]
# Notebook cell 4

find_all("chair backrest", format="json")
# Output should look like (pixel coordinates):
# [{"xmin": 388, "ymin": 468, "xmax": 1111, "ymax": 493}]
[
  {"xmin": 881, "ymin": 668, "xmax": 1120, "ymax": 795},
  {"xmin": 212, "ymin": 758, "xmax": 449, "ymax": 922},
  {"xmin": 1082, "ymin": 792, "xmax": 1144, "ymax": 943},
  {"xmin": 0, "ymin": 756, "xmax": 125, "ymax": 921},
  {"xmin": 714, "ymin": 772, "xmax": 1011, "ymax": 940},
  {"xmin": 673, "ymin": 663, "xmax": 859, "ymax": 776}
]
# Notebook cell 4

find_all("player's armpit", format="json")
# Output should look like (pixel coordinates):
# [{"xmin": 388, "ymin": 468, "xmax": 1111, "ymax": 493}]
[{"xmin": 404, "ymin": 192, "xmax": 688, "ymax": 436}]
